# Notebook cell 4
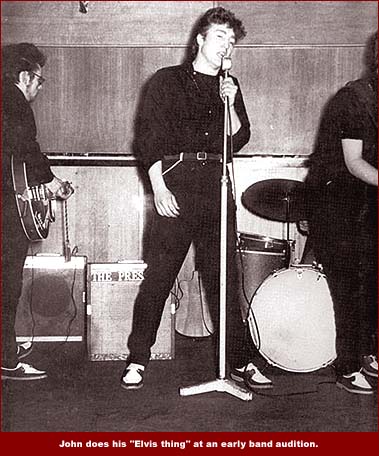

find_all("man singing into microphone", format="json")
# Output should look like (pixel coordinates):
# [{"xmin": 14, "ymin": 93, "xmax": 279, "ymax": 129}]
[{"xmin": 121, "ymin": 7, "xmax": 272, "ymax": 391}]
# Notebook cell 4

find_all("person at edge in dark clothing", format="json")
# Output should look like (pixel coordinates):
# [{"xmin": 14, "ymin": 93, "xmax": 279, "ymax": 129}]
[
  {"xmin": 2, "ymin": 43, "xmax": 74, "ymax": 381},
  {"xmin": 305, "ymin": 31, "xmax": 378, "ymax": 394},
  {"xmin": 120, "ymin": 7, "xmax": 272, "ymax": 391}
]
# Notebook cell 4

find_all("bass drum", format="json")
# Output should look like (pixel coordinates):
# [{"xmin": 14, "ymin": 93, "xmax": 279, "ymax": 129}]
[
  {"xmin": 247, "ymin": 266, "xmax": 336, "ymax": 373},
  {"xmin": 237, "ymin": 232, "xmax": 287, "ymax": 321}
]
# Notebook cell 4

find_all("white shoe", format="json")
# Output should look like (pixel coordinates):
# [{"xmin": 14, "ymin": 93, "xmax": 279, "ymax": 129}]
[
  {"xmin": 362, "ymin": 355, "xmax": 378, "ymax": 378},
  {"xmin": 17, "ymin": 341, "xmax": 34, "ymax": 359},
  {"xmin": 120, "ymin": 363, "xmax": 145, "ymax": 390},
  {"xmin": 336, "ymin": 371, "xmax": 373, "ymax": 395},
  {"xmin": 231, "ymin": 362, "xmax": 273, "ymax": 389},
  {"xmin": 1, "ymin": 362, "xmax": 47, "ymax": 381}
]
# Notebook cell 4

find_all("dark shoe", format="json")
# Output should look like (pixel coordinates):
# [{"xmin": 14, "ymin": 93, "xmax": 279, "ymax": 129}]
[
  {"xmin": 231, "ymin": 362, "xmax": 273, "ymax": 390},
  {"xmin": 336, "ymin": 371, "xmax": 373, "ymax": 395},
  {"xmin": 1, "ymin": 362, "xmax": 47, "ymax": 381},
  {"xmin": 120, "ymin": 363, "xmax": 145, "ymax": 390},
  {"xmin": 362, "ymin": 355, "xmax": 378, "ymax": 378},
  {"xmin": 17, "ymin": 342, "xmax": 34, "ymax": 359}
]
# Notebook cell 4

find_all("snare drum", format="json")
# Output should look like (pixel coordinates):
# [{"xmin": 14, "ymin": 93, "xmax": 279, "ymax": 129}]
[
  {"xmin": 237, "ymin": 233, "xmax": 287, "ymax": 320},
  {"xmin": 247, "ymin": 266, "xmax": 336, "ymax": 373}
]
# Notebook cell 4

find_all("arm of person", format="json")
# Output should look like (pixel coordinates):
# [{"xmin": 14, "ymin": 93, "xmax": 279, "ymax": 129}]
[
  {"xmin": 228, "ymin": 105, "xmax": 242, "ymax": 135},
  {"xmin": 220, "ymin": 76, "xmax": 241, "ymax": 135},
  {"xmin": 136, "ymin": 69, "xmax": 176, "ymax": 172},
  {"xmin": 342, "ymin": 138, "xmax": 378, "ymax": 186},
  {"xmin": 137, "ymin": 69, "xmax": 180, "ymax": 217},
  {"xmin": 220, "ymin": 75, "xmax": 250, "ymax": 149},
  {"xmin": 148, "ymin": 161, "xmax": 180, "ymax": 218}
]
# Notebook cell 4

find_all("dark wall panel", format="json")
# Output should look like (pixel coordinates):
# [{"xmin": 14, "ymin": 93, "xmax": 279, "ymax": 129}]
[
  {"xmin": 1, "ymin": 1, "xmax": 213, "ymax": 46},
  {"xmin": 234, "ymin": 46, "xmax": 363, "ymax": 155},
  {"xmin": 2, "ymin": 1, "xmax": 376, "ymax": 156},
  {"xmin": 221, "ymin": 1, "xmax": 378, "ymax": 45},
  {"xmin": 33, "ymin": 45, "xmax": 364, "ymax": 156},
  {"xmin": 34, "ymin": 47, "xmax": 185, "ymax": 153}
]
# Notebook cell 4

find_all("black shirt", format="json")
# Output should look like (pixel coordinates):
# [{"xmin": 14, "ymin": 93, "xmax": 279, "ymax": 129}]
[
  {"xmin": 307, "ymin": 77, "xmax": 378, "ymax": 186},
  {"xmin": 135, "ymin": 61, "xmax": 250, "ymax": 171},
  {"xmin": 2, "ymin": 83, "xmax": 54, "ymax": 193}
]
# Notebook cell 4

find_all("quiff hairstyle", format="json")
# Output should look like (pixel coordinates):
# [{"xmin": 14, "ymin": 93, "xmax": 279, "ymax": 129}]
[{"xmin": 189, "ymin": 7, "xmax": 247, "ymax": 61}]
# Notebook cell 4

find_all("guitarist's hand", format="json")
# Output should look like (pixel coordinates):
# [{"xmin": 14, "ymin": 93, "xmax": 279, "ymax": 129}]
[
  {"xmin": 56, "ymin": 181, "xmax": 74, "ymax": 200},
  {"xmin": 45, "ymin": 177, "xmax": 74, "ymax": 200}
]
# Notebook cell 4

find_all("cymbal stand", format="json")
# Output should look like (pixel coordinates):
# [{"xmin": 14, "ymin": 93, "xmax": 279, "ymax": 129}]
[
  {"xmin": 179, "ymin": 68, "xmax": 253, "ymax": 401},
  {"xmin": 283, "ymin": 192, "xmax": 293, "ymax": 268}
]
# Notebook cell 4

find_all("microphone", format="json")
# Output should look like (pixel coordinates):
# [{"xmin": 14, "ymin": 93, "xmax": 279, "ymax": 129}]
[
  {"xmin": 220, "ymin": 49, "xmax": 232, "ymax": 106},
  {"xmin": 221, "ymin": 55, "xmax": 232, "ymax": 75}
]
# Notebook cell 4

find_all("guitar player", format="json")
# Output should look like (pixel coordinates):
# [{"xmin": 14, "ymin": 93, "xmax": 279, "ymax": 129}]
[{"xmin": 2, "ymin": 43, "xmax": 74, "ymax": 381}]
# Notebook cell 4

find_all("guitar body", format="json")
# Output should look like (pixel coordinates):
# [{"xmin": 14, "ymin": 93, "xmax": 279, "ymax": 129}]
[{"xmin": 11, "ymin": 156, "xmax": 55, "ymax": 241}]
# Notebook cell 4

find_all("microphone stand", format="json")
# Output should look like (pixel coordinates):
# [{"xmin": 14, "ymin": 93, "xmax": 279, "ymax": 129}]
[{"xmin": 179, "ymin": 62, "xmax": 253, "ymax": 401}]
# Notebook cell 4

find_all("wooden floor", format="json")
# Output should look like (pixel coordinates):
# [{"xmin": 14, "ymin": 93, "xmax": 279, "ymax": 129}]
[{"xmin": 2, "ymin": 334, "xmax": 377, "ymax": 434}]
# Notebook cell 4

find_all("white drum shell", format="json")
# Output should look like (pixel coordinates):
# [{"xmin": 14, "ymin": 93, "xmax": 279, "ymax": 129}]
[{"xmin": 248, "ymin": 267, "xmax": 336, "ymax": 372}]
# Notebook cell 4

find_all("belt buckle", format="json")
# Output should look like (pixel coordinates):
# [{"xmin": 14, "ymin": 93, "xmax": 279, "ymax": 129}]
[{"xmin": 196, "ymin": 151, "xmax": 207, "ymax": 161}]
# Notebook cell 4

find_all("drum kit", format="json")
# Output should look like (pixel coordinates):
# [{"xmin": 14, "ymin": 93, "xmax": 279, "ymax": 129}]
[{"xmin": 238, "ymin": 179, "xmax": 336, "ymax": 373}]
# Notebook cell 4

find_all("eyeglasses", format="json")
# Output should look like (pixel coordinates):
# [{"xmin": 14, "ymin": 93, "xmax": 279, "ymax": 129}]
[{"xmin": 30, "ymin": 71, "xmax": 46, "ymax": 86}]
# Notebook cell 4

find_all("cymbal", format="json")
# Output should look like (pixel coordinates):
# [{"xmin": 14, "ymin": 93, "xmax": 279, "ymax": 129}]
[{"xmin": 241, "ymin": 179, "xmax": 307, "ymax": 222}]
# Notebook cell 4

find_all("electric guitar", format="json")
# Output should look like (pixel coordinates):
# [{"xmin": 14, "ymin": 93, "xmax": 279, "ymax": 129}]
[{"xmin": 11, "ymin": 155, "xmax": 56, "ymax": 241}]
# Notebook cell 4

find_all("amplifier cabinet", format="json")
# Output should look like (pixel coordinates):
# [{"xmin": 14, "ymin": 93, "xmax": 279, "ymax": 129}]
[
  {"xmin": 87, "ymin": 262, "xmax": 175, "ymax": 361},
  {"xmin": 15, "ymin": 255, "xmax": 87, "ymax": 342}
]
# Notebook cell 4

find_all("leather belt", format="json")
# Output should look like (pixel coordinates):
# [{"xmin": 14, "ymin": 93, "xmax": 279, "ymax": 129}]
[{"xmin": 163, "ymin": 152, "xmax": 222, "ymax": 162}]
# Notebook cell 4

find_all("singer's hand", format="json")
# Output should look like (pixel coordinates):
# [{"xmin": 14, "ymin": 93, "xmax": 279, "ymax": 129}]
[
  {"xmin": 153, "ymin": 186, "xmax": 180, "ymax": 218},
  {"xmin": 148, "ymin": 160, "xmax": 180, "ymax": 217},
  {"xmin": 219, "ymin": 75, "xmax": 238, "ymax": 106}
]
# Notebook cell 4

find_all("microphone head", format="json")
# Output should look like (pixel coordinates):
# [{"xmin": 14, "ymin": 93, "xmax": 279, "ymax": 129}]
[{"xmin": 222, "ymin": 56, "xmax": 232, "ymax": 72}]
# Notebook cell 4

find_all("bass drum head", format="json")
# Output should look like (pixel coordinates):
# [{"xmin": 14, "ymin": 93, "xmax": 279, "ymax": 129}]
[{"xmin": 248, "ymin": 267, "xmax": 336, "ymax": 372}]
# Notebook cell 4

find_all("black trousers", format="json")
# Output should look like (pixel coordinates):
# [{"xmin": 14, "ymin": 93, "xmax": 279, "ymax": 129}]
[
  {"xmin": 2, "ymin": 192, "xmax": 30, "ymax": 368},
  {"xmin": 309, "ymin": 182, "xmax": 377, "ymax": 375},
  {"xmin": 128, "ymin": 161, "xmax": 255, "ymax": 369}
]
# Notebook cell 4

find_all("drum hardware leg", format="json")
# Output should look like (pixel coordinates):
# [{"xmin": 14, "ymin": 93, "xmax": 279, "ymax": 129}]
[
  {"xmin": 179, "ymin": 379, "xmax": 253, "ymax": 401},
  {"xmin": 284, "ymin": 238, "xmax": 295, "ymax": 268},
  {"xmin": 284, "ymin": 242, "xmax": 291, "ymax": 268},
  {"xmin": 284, "ymin": 193, "xmax": 291, "ymax": 268},
  {"xmin": 283, "ymin": 194, "xmax": 298, "ymax": 268}
]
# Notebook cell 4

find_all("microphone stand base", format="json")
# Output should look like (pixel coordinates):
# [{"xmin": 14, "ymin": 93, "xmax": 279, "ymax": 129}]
[{"xmin": 179, "ymin": 378, "xmax": 253, "ymax": 401}]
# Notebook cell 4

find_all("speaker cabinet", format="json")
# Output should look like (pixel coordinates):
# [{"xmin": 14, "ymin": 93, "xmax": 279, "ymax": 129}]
[
  {"xmin": 15, "ymin": 255, "xmax": 87, "ymax": 342},
  {"xmin": 87, "ymin": 262, "xmax": 175, "ymax": 361}
]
